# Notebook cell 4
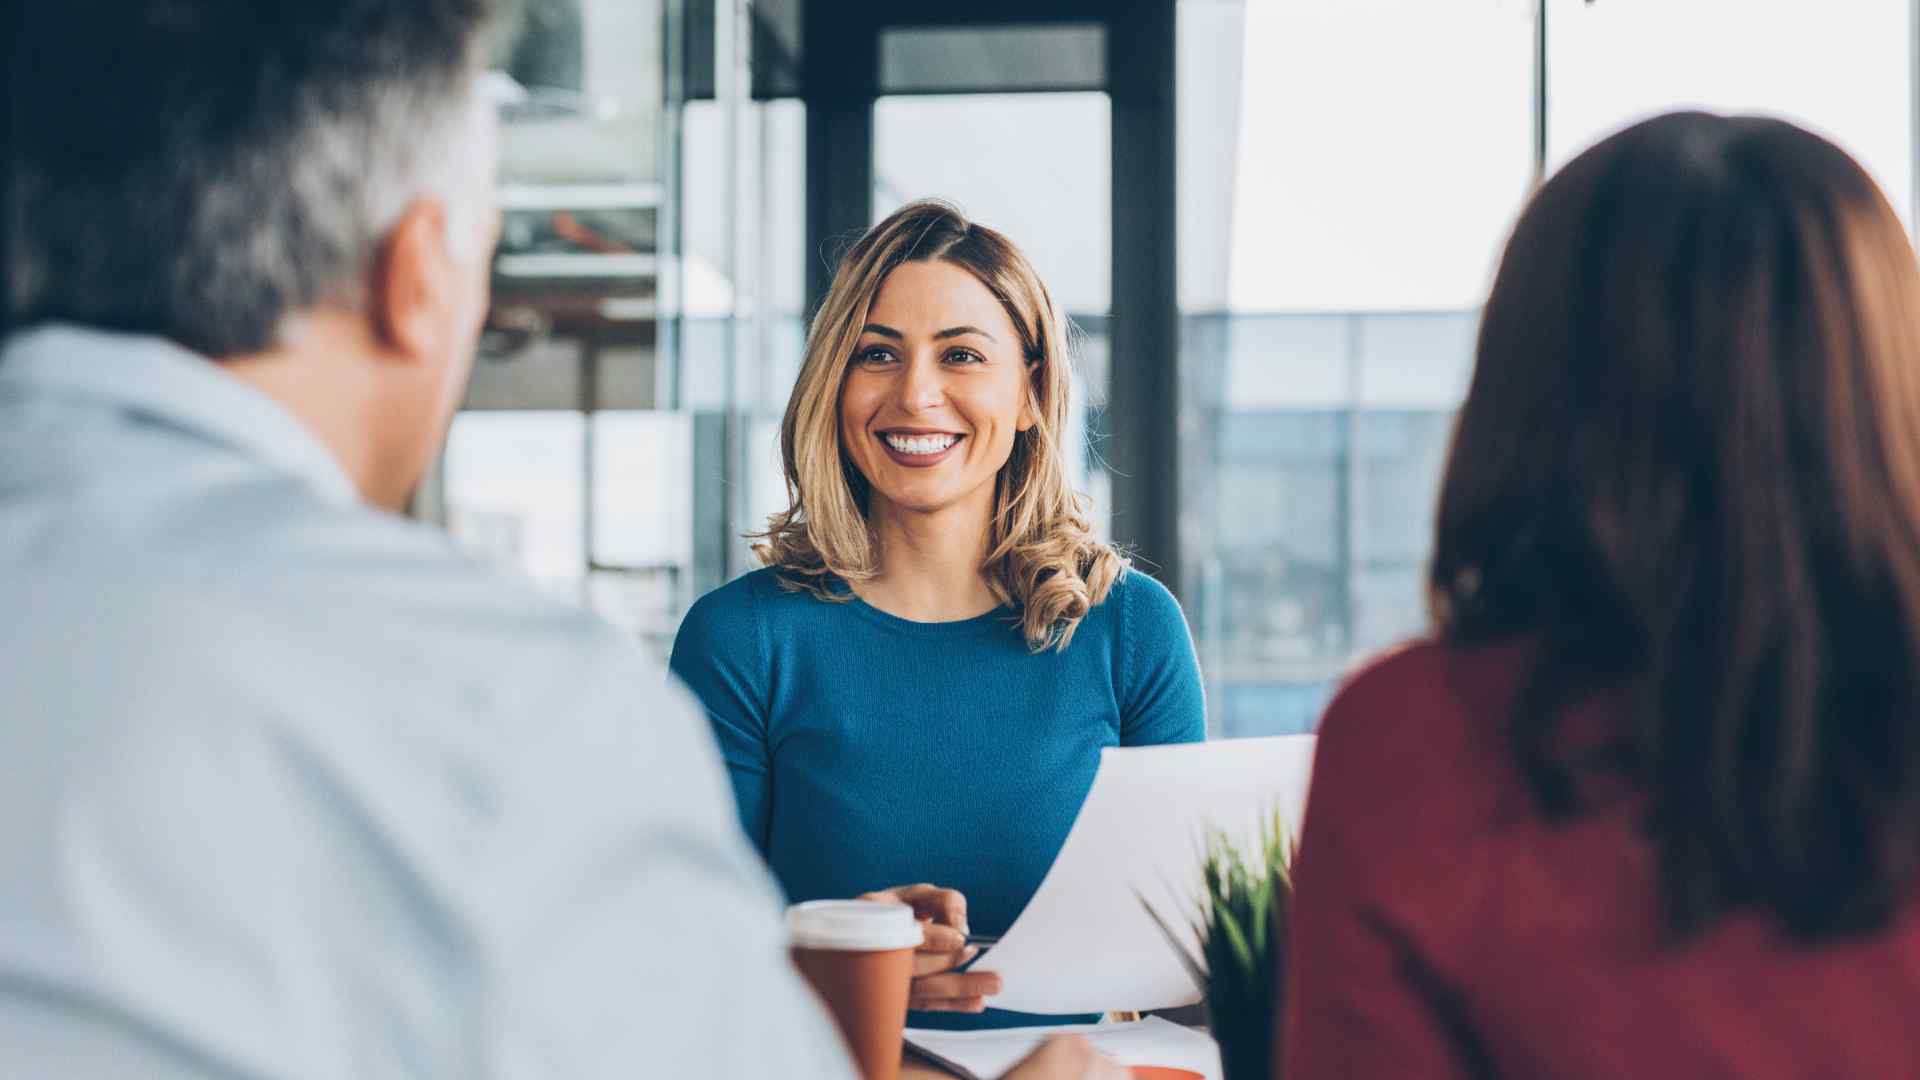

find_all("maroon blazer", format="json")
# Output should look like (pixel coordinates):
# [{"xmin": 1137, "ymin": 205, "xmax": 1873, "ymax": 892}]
[{"xmin": 1281, "ymin": 639, "xmax": 1920, "ymax": 1079}]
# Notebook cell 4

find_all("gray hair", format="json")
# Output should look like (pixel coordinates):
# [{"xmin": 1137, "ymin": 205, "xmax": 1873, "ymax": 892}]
[{"xmin": 5, "ymin": 0, "xmax": 506, "ymax": 358}]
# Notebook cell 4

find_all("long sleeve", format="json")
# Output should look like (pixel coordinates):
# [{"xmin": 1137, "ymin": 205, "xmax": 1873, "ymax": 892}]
[
  {"xmin": 668, "ymin": 578, "xmax": 775, "ymax": 855},
  {"xmin": 489, "ymin": 641, "xmax": 854, "ymax": 1079},
  {"xmin": 1279, "ymin": 667, "xmax": 1479, "ymax": 1080},
  {"xmin": 1115, "ymin": 570, "xmax": 1208, "ymax": 746},
  {"xmin": 5, "ymin": 589, "xmax": 854, "ymax": 1078}
]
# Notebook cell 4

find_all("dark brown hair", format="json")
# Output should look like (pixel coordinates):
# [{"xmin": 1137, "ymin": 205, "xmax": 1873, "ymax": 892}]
[{"xmin": 1432, "ymin": 112, "xmax": 1920, "ymax": 940}]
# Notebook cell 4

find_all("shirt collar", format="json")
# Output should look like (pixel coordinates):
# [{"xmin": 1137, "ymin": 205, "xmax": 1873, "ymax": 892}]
[{"xmin": 0, "ymin": 323, "xmax": 361, "ymax": 507}]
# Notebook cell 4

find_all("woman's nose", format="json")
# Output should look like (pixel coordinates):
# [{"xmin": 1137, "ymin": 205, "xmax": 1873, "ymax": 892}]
[{"xmin": 896, "ymin": 355, "xmax": 946, "ymax": 411}]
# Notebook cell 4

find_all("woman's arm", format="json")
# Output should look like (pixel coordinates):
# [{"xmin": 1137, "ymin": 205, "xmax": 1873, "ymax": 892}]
[
  {"xmin": 667, "ymin": 580, "xmax": 775, "ymax": 855},
  {"xmin": 1280, "ymin": 663, "xmax": 1481, "ymax": 1079},
  {"xmin": 1116, "ymin": 570, "xmax": 1207, "ymax": 746}
]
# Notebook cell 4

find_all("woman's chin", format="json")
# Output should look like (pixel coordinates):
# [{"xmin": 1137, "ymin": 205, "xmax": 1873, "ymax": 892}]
[
  {"xmin": 875, "ymin": 493, "xmax": 963, "ymax": 516},
  {"xmin": 868, "ymin": 481, "xmax": 987, "ymax": 519}
]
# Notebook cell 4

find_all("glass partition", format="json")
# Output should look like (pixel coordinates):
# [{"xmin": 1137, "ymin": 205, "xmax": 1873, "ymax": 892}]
[{"xmin": 1178, "ymin": 0, "xmax": 1532, "ymax": 736}]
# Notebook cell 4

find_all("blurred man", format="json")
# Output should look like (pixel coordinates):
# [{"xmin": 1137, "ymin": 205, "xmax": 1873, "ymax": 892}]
[{"xmin": 0, "ymin": 2, "xmax": 1114, "ymax": 1077}]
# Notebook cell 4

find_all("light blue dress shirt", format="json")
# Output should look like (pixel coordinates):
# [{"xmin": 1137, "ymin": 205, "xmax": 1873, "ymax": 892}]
[{"xmin": 0, "ymin": 325, "xmax": 853, "ymax": 1079}]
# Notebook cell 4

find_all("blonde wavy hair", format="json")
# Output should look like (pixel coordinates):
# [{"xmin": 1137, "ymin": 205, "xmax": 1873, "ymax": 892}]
[{"xmin": 753, "ymin": 200, "xmax": 1124, "ymax": 651}]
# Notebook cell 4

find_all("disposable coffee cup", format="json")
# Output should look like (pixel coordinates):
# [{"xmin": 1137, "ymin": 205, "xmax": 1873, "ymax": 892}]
[{"xmin": 788, "ymin": 899, "xmax": 924, "ymax": 1080}]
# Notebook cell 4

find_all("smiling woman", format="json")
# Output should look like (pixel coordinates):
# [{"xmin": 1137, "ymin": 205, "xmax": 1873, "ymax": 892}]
[
  {"xmin": 843, "ymin": 260, "xmax": 1033, "ymax": 532},
  {"xmin": 669, "ymin": 200, "xmax": 1206, "ymax": 1031},
  {"xmin": 761, "ymin": 201, "xmax": 1116, "ymax": 651}
]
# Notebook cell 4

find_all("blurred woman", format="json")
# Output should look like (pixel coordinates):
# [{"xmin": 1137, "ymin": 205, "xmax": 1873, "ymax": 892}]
[
  {"xmin": 671, "ymin": 200, "xmax": 1205, "ymax": 1030},
  {"xmin": 1283, "ymin": 112, "xmax": 1920, "ymax": 1077}
]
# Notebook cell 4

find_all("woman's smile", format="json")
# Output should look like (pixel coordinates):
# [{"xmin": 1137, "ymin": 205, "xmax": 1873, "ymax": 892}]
[
  {"xmin": 878, "ymin": 429, "xmax": 966, "ymax": 467},
  {"xmin": 839, "ymin": 259, "xmax": 1032, "ymax": 515}
]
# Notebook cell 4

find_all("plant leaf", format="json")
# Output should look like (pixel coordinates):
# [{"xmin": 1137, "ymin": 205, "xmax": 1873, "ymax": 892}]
[{"xmin": 1215, "ymin": 902, "xmax": 1255, "ymax": 974}]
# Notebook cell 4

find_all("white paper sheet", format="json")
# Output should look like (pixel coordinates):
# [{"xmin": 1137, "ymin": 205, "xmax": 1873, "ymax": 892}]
[
  {"xmin": 972, "ymin": 736, "xmax": 1317, "ymax": 1014},
  {"xmin": 905, "ymin": 1017, "xmax": 1221, "ymax": 1080}
]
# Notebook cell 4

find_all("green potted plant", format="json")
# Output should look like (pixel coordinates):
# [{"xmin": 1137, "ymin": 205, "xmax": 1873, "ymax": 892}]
[{"xmin": 1141, "ymin": 810, "xmax": 1295, "ymax": 1080}]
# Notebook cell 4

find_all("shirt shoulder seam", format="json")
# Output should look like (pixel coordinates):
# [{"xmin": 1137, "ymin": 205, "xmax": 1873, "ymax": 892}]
[{"xmin": 746, "ymin": 569, "xmax": 776, "ymax": 733}]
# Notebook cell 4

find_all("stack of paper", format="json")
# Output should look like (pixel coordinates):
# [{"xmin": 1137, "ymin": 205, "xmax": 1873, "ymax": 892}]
[
  {"xmin": 905, "ymin": 1018, "xmax": 1220, "ymax": 1080},
  {"xmin": 972, "ymin": 735, "xmax": 1317, "ymax": 1014}
]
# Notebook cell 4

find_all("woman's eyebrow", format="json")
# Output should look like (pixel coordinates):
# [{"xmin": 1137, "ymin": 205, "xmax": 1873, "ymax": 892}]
[
  {"xmin": 858, "ymin": 323, "xmax": 998, "ymax": 343},
  {"xmin": 934, "ymin": 325, "xmax": 996, "ymax": 342}
]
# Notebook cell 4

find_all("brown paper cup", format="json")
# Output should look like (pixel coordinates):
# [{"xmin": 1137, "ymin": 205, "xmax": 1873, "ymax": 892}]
[{"xmin": 788, "ymin": 900, "xmax": 924, "ymax": 1080}]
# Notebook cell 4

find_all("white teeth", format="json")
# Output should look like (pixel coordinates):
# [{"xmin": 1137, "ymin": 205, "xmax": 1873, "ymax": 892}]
[{"xmin": 883, "ymin": 433, "xmax": 959, "ymax": 455}]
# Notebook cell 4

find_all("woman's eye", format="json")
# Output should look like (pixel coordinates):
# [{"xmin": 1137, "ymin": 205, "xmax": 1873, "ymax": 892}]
[
  {"xmin": 946, "ymin": 349, "xmax": 986, "ymax": 365},
  {"xmin": 856, "ymin": 348, "xmax": 897, "ymax": 366}
]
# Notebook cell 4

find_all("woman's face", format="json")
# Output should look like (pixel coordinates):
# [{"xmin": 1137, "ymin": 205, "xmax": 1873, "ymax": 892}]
[{"xmin": 839, "ymin": 259, "xmax": 1035, "ymax": 521}]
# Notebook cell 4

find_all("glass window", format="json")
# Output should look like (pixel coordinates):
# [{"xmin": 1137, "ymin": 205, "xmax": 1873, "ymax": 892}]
[
  {"xmin": 589, "ymin": 410, "xmax": 693, "ymax": 652},
  {"xmin": 1546, "ymin": 0, "xmax": 1913, "ymax": 225},
  {"xmin": 873, "ymin": 93, "xmax": 1112, "ymax": 313},
  {"xmin": 431, "ymin": 0, "xmax": 807, "ymax": 642},
  {"xmin": 1211, "ymin": 2, "xmax": 1535, "ymax": 312},
  {"xmin": 1179, "ymin": 0, "xmax": 1534, "ymax": 737},
  {"xmin": 440, "ymin": 0, "xmax": 667, "ymax": 606},
  {"xmin": 443, "ymin": 411, "xmax": 587, "ymax": 595},
  {"xmin": 1184, "ymin": 0, "xmax": 1917, "ymax": 738},
  {"xmin": 678, "ymin": 92, "xmax": 809, "ymax": 592}
]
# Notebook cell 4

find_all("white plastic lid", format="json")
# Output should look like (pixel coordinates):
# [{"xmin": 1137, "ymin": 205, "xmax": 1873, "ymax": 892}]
[{"xmin": 787, "ymin": 900, "xmax": 925, "ymax": 951}]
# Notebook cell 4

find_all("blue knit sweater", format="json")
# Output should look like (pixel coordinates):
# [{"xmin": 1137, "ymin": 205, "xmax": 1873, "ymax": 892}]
[{"xmin": 669, "ymin": 565, "xmax": 1206, "ymax": 1030}]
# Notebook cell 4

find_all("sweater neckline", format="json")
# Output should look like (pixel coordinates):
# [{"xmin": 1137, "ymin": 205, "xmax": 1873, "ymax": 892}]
[{"xmin": 829, "ymin": 579, "xmax": 1020, "ymax": 638}]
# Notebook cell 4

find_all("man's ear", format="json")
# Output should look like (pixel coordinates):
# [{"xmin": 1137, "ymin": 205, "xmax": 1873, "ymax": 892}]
[{"xmin": 368, "ymin": 198, "xmax": 455, "ymax": 361}]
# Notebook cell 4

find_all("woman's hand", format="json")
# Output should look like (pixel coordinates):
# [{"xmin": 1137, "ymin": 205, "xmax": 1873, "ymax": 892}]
[
  {"xmin": 999, "ymin": 1035, "xmax": 1130, "ymax": 1079},
  {"xmin": 860, "ymin": 883, "xmax": 1003, "ymax": 1013}
]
